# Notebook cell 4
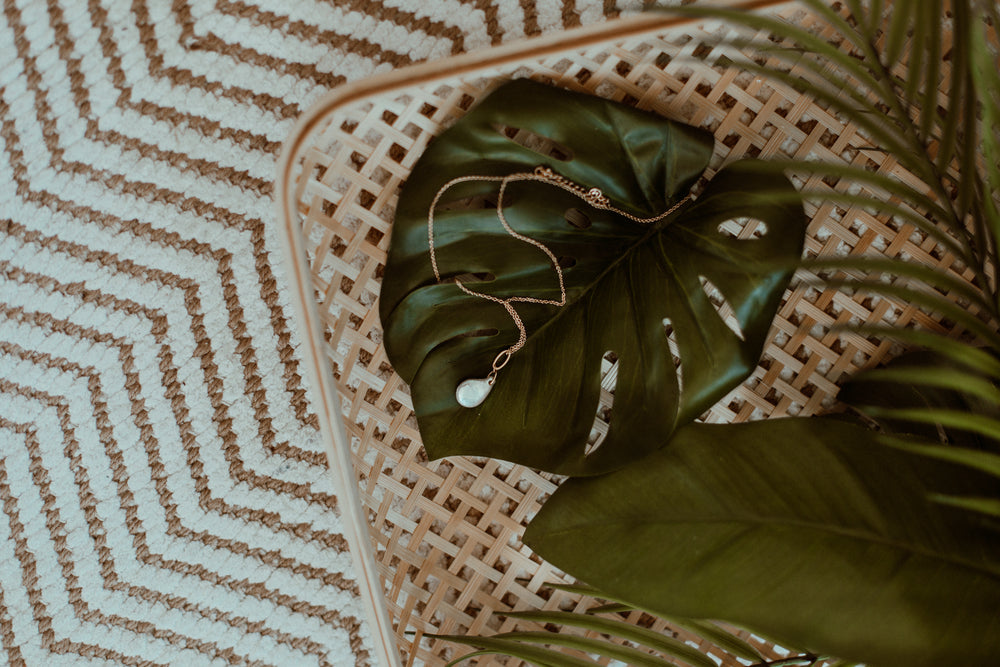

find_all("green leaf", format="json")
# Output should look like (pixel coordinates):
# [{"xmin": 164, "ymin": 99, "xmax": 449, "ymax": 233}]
[
  {"xmin": 524, "ymin": 418, "xmax": 1000, "ymax": 667},
  {"xmin": 381, "ymin": 80, "xmax": 806, "ymax": 475},
  {"xmin": 501, "ymin": 610, "xmax": 718, "ymax": 667}
]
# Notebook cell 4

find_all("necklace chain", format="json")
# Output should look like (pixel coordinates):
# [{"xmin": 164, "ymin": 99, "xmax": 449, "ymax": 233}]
[{"xmin": 427, "ymin": 165, "xmax": 690, "ymax": 382}]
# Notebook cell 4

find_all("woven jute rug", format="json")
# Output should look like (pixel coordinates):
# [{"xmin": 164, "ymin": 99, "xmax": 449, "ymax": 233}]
[{"xmin": 0, "ymin": 1, "xmax": 632, "ymax": 665}]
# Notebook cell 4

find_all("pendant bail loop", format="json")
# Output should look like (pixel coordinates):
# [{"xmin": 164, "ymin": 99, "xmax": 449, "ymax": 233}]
[{"xmin": 492, "ymin": 349, "xmax": 512, "ymax": 372}]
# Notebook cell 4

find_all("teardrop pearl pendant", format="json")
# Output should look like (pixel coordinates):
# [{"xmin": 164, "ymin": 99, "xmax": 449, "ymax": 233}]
[{"xmin": 456, "ymin": 377, "xmax": 493, "ymax": 408}]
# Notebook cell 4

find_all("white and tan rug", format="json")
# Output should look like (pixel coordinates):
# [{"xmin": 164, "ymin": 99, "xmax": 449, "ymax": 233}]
[{"xmin": 0, "ymin": 1, "xmax": 634, "ymax": 665}]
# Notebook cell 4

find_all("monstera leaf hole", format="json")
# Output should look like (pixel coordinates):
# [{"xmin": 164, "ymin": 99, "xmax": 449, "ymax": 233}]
[
  {"xmin": 663, "ymin": 318, "xmax": 684, "ymax": 396},
  {"xmin": 717, "ymin": 216, "xmax": 769, "ymax": 240},
  {"xmin": 457, "ymin": 328, "xmax": 500, "ymax": 339},
  {"xmin": 437, "ymin": 327, "xmax": 501, "ymax": 352},
  {"xmin": 436, "ymin": 270, "xmax": 497, "ymax": 284},
  {"xmin": 437, "ymin": 190, "xmax": 513, "ymax": 213},
  {"xmin": 490, "ymin": 122, "xmax": 574, "ymax": 161},
  {"xmin": 699, "ymin": 276, "xmax": 746, "ymax": 341},
  {"xmin": 585, "ymin": 350, "xmax": 620, "ymax": 457},
  {"xmin": 564, "ymin": 208, "xmax": 592, "ymax": 229}
]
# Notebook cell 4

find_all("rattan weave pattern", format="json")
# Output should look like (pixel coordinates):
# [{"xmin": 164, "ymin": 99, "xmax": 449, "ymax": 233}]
[{"xmin": 283, "ymin": 5, "xmax": 968, "ymax": 665}]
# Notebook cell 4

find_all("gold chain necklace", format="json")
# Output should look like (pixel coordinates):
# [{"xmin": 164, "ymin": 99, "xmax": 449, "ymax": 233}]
[{"xmin": 427, "ymin": 166, "xmax": 690, "ymax": 408}]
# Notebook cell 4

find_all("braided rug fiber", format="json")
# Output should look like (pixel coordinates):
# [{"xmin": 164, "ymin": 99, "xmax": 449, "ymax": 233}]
[{"xmin": 0, "ymin": 1, "xmax": 629, "ymax": 665}]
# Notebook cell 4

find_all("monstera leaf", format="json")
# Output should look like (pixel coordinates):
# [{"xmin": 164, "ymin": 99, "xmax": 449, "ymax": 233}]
[
  {"xmin": 523, "ymin": 418, "xmax": 1000, "ymax": 667},
  {"xmin": 380, "ymin": 80, "xmax": 807, "ymax": 475}
]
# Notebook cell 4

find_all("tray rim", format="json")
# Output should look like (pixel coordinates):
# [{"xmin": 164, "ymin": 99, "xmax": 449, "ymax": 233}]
[{"xmin": 274, "ymin": 3, "xmax": 795, "ymax": 665}]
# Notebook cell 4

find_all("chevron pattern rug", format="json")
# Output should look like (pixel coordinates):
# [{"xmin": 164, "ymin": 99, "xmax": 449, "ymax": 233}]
[{"xmin": 0, "ymin": 1, "xmax": 630, "ymax": 665}]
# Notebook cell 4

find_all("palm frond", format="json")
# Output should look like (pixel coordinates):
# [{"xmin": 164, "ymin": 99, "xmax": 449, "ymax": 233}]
[
  {"xmin": 883, "ymin": 436, "xmax": 1000, "ymax": 475},
  {"xmin": 713, "ymin": 55, "xmax": 921, "ymax": 172},
  {"xmin": 798, "ymin": 0, "xmax": 872, "ymax": 58},
  {"xmin": 902, "ymin": 3, "xmax": 929, "ymax": 107},
  {"xmin": 849, "ymin": 365, "xmax": 1000, "ymax": 405},
  {"xmin": 863, "ymin": 406, "xmax": 1000, "ymax": 442},
  {"xmin": 916, "ymin": 0, "xmax": 944, "ymax": 141},
  {"xmin": 441, "ymin": 3, "xmax": 1000, "ymax": 663},
  {"xmin": 794, "ymin": 191, "xmax": 972, "ymax": 262},
  {"xmin": 657, "ymin": 617, "xmax": 765, "ymax": 663},
  {"xmin": 958, "ymin": 80, "xmax": 981, "ymax": 252},
  {"xmin": 805, "ymin": 277, "xmax": 1000, "ymax": 349},
  {"xmin": 860, "ymin": 0, "xmax": 885, "ymax": 38},
  {"xmin": 705, "ymin": 3, "xmax": 945, "ymax": 191},
  {"xmin": 586, "ymin": 601, "xmax": 633, "ymax": 613},
  {"xmin": 540, "ymin": 581, "xmax": 601, "ymax": 598},
  {"xmin": 936, "ymin": 1, "xmax": 971, "ymax": 173},
  {"xmin": 501, "ymin": 610, "xmax": 719, "ymax": 667},
  {"xmin": 883, "ymin": 0, "xmax": 914, "ymax": 66},
  {"xmin": 931, "ymin": 494, "xmax": 1000, "ymax": 519},
  {"xmin": 667, "ymin": 0, "xmax": 1000, "ymax": 322},
  {"xmin": 969, "ymin": 3, "xmax": 1000, "ymax": 303},
  {"xmin": 440, "ymin": 583, "xmax": 774, "ymax": 667},
  {"xmin": 801, "ymin": 256, "xmax": 993, "ymax": 314},
  {"xmin": 882, "ymin": 438, "xmax": 1000, "ymax": 518},
  {"xmin": 842, "ymin": 325, "xmax": 1000, "ymax": 378},
  {"xmin": 733, "ymin": 160, "xmax": 958, "ymax": 237},
  {"xmin": 668, "ymin": 6, "xmax": 889, "ymax": 90},
  {"xmin": 433, "ymin": 630, "xmax": 678, "ymax": 667},
  {"xmin": 438, "ymin": 639, "xmax": 600, "ymax": 667}
]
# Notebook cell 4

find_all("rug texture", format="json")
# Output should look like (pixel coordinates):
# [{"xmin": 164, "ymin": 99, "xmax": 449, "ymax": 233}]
[{"xmin": 0, "ymin": 1, "xmax": 631, "ymax": 665}]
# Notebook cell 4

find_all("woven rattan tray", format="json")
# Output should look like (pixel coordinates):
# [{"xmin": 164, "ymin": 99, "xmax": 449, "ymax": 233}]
[{"xmin": 276, "ymin": 3, "xmax": 958, "ymax": 664}]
